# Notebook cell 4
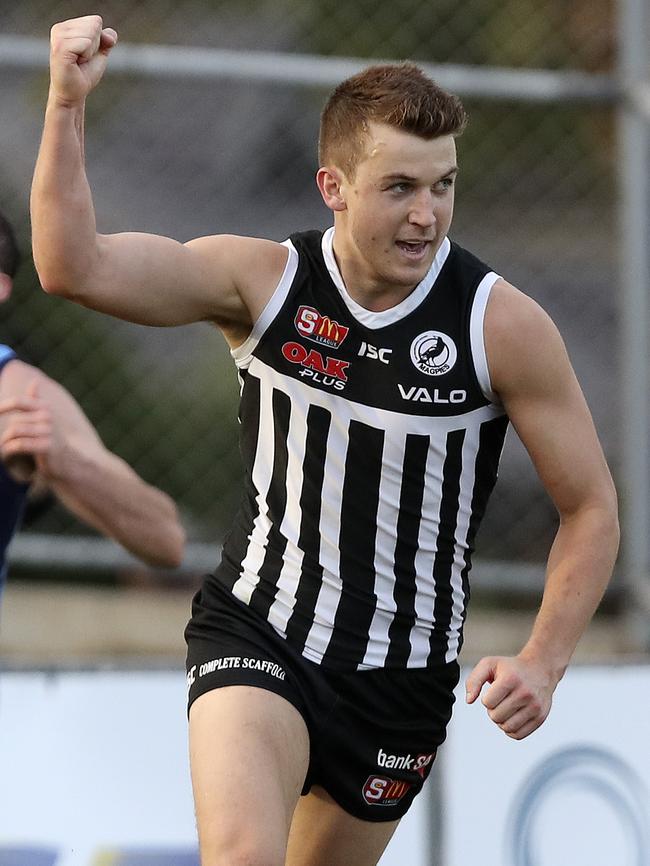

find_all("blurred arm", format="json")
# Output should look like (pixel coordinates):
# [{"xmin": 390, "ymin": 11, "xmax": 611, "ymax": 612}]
[
  {"xmin": 0, "ymin": 360, "xmax": 185, "ymax": 568},
  {"xmin": 465, "ymin": 280, "xmax": 619, "ymax": 738}
]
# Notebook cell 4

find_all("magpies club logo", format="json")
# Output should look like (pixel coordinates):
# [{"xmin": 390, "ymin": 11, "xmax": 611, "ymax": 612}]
[{"xmin": 410, "ymin": 331, "xmax": 457, "ymax": 376}]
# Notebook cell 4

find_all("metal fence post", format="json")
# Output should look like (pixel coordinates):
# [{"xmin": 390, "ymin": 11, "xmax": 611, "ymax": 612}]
[{"xmin": 619, "ymin": 0, "xmax": 650, "ymax": 646}]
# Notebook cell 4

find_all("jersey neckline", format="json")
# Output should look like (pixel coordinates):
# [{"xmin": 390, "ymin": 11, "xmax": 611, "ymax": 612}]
[{"xmin": 321, "ymin": 227, "xmax": 451, "ymax": 331}]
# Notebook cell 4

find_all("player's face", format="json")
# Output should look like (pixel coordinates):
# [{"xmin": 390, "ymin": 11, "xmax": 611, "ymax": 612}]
[{"xmin": 332, "ymin": 123, "xmax": 457, "ymax": 301}]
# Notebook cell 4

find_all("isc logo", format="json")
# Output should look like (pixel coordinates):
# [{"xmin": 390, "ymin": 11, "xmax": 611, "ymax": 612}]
[
  {"xmin": 362, "ymin": 775, "xmax": 412, "ymax": 807},
  {"xmin": 294, "ymin": 305, "xmax": 349, "ymax": 349}
]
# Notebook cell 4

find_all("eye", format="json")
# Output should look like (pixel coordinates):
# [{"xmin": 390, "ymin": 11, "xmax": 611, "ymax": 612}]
[
  {"xmin": 387, "ymin": 181, "xmax": 412, "ymax": 194},
  {"xmin": 434, "ymin": 177, "xmax": 455, "ymax": 192}
]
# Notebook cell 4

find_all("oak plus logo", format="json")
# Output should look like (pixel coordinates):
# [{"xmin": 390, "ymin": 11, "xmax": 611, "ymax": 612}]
[
  {"xmin": 294, "ymin": 305, "xmax": 349, "ymax": 349},
  {"xmin": 282, "ymin": 341, "xmax": 350, "ymax": 391},
  {"xmin": 410, "ymin": 331, "xmax": 457, "ymax": 376}
]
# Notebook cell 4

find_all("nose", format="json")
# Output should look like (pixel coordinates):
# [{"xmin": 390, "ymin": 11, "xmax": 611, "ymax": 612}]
[{"xmin": 408, "ymin": 189, "xmax": 436, "ymax": 229}]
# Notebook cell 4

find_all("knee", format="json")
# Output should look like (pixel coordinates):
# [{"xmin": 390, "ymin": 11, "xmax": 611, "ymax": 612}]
[{"xmin": 200, "ymin": 840, "xmax": 285, "ymax": 866}]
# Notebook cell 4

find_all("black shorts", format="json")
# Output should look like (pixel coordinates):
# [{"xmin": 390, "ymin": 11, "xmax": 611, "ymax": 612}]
[{"xmin": 184, "ymin": 582, "xmax": 459, "ymax": 822}]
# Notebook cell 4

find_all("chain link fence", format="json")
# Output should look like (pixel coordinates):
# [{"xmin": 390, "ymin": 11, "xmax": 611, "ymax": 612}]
[{"xmin": 0, "ymin": 0, "xmax": 637, "ymax": 588}]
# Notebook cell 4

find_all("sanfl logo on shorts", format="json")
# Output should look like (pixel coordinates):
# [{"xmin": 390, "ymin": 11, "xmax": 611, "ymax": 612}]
[{"xmin": 362, "ymin": 775, "xmax": 412, "ymax": 806}]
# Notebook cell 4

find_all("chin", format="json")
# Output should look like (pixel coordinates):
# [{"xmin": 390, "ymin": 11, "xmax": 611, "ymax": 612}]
[{"xmin": 395, "ymin": 262, "xmax": 431, "ymax": 287}]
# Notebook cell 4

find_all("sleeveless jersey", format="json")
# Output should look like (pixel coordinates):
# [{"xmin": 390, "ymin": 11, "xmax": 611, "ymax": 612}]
[
  {"xmin": 0, "ymin": 345, "xmax": 30, "ymax": 589},
  {"xmin": 207, "ymin": 229, "xmax": 509, "ymax": 671}
]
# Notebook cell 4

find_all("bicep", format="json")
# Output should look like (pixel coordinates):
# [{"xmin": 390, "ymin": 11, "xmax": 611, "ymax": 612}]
[
  {"xmin": 486, "ymin": 284, "xmax": 615, "ymax": 517},
  {"xmin": 87, "ymin": 231, "xmax": 246, "ymax": 326},
  {"xmin": 507, "ymin": 362, "xmax": 612, "ymax": 516}
]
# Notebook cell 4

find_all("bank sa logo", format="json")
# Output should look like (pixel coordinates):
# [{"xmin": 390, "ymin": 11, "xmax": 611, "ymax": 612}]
[{"xmin": 410, "ymin": 331, "xmax": 457, "ymax": 376}]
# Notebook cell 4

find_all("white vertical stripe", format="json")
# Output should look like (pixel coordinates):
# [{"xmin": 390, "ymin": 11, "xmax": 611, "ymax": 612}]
[
  {"xmin": 406, "ymin": 428, "xmax": 448, "ymax": 668},
  {"xmin": 231, "ymin": 381, "xmax": 276, "ymax": 604},
  {"xmin": 360, "ymin": 430, "xmax": 405, "ymax": 668},
  {"xmin": 228, "ymin": 359, "xmax": 505, "ymax": 667},
  {"xmin": 266, "ymin": 389, "xmax": 309, "ymax": 633},
  {"xmin": 445, "ymin": 425, "xmax": 481, "ymax": 662},
  {"xmin": 469, "ymin": 272, "xmax": 501, "ymax": 404},
  {"xmin": 301, "ymin": 414, "xmax": 347, "ymax": 662}
]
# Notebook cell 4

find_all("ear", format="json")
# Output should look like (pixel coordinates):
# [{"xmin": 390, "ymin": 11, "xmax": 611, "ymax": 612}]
[
  {"xmin": 0, "ymin": 273, "xmax": 12, "ymax": 302},
  {"xmin": 316, "ymin": 166, "xmax": 348, "ymax": 213}
]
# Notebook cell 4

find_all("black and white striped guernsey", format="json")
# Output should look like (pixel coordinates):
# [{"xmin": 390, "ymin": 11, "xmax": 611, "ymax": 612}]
[{"xmin": 207, "ymin": 228, "xmax": 509, "ymax": 672}]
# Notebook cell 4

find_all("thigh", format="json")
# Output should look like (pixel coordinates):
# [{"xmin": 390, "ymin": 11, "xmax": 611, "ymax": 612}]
[
  {"xmin": 189, "ymin": 685, "xmax": 310, "ymax": 866},
  {"xmin": 286, "ymin": 785, "xmax": 399, "ymax": 866},
  {"xmin": 305, "ymin": 663, "xmax": 459, "ymax": 822}
]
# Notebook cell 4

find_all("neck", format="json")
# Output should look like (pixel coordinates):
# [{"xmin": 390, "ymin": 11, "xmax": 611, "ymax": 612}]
[{"xmin": 330, "ymin": 231, "xmax": 420, "ymax": 312}]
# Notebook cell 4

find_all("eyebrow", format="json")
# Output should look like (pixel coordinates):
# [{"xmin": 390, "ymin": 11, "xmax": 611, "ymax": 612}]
[{"xmin": 381, "ymin": 167, "xmax": 459, "ymax": 183}]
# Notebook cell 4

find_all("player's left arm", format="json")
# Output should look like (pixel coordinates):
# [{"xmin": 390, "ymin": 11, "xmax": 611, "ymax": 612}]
[
  {"xmin": 0, "ymin": 360, "xmax": 185, "ymax": 568},
  {"xmin": 465, "ymin": 279, "xmax": 619, "ymax": 739}
]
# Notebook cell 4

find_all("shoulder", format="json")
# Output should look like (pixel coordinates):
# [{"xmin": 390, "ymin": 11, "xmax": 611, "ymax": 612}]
[
  {"xmin": 184, "ymin": 235, "xmax": 290, "ymax": 281},
  {"xmin": 449, "ymin": 240, "xmax": 494, "ymax": 275},
  {"xmin": 486, "ymin": 279, "xmax": 560, "ymax": 342},
  {"xmin": 485, "ymin": 279, "xmax": 571, "ymax": 400},
  {"xmin": 288, "ymin": 229, "xmax": 324, "ymax": 252},
  {"xmin": 185, "ymin": 233, "xmax": 288, "ymax": 265},
  {"xmin": 184, "ymin": 234, "xmax": 291, "ymax": 323}
]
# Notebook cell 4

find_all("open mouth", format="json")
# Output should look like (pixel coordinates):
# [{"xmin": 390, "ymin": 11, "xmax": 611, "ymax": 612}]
[{"xmin": 396, "ymin": 240, "xmax": 430, "ymax": 259}]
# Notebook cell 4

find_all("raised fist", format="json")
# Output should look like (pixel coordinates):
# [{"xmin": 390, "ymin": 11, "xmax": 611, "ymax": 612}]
[{"xmin": 49, "ymin": 15, "xmax": 118, "ymax": 104}]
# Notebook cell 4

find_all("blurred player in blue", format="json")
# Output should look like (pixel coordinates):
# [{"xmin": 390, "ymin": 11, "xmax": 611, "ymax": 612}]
[{"xmin": 0, "ymin": 210, "xmax": 185, "ymax": 588}]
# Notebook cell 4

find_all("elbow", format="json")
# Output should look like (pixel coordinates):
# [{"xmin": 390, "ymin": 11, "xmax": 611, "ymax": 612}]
[
  {"xmin": 592, "ymin": 487, "xmax": 620, "ymax": 559},
  {"xmin": 161, "ymin": 523, "xmax": 187, "ymax": 569},
  {"xmin": 133, "ymin": 493, "xmax": 187, "ymax": 569},
  {"xmin": 38, "ymin": 270, "xmax": 80, "ymax": 299},
  {"xmin": 33, "ymin": 252, "xmax": 97, "ymax": 300},
  {"xmin": 603, "ymin": 482, "xmax": 620, "ymax": 551},
  {"xmin": 608, "ymin": 505, "xmax": 621, "ymax": 557},
  {"xmin": 149, "ymin": 518, "xmax": 187, "ymax": 569}
]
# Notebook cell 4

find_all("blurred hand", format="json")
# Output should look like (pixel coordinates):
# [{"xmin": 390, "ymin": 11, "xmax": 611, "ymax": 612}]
[
  {"xmin": 2, "ymin": 452, "xmax": 36, "ymax": 484},
  {"xmin": 49, "ymin": 14, "xmax": 118, "ymax": 105},
  {"xmin": 0, "ymin": 380, "xmax": 71, "ymax": 482},
  {"xmin": 465, "ymin": 654, "xmax": 558, "ymax": 740}
]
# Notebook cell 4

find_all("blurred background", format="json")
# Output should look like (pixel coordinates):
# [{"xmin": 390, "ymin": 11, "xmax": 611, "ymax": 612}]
[{"xmin": 0, "ymin": 0, "xmax": 648, "ymax": 663}]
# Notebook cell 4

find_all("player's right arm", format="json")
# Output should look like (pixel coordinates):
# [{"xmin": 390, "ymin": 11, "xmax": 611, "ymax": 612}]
[{"xmin": 31, "ymin": 16, "xmax": 287, "ymax": 339}]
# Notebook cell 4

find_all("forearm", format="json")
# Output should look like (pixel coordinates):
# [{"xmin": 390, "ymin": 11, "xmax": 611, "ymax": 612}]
[
  {"xmin": 31, "ymin": 94, "xmax": 101, "ymax": 295},
  {"xmin": 44, "ymin": 441, "xmax": 185, "ymax": 568},
  {"xmin": 519, "ymin": 502, "xmax": 619, "ymax": 680}
]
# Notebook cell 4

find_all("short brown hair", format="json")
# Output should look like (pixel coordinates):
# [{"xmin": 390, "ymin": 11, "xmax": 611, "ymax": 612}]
[{"xmin": 319, "ymin": 62, "xmax": 467, "ymax": 179}]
